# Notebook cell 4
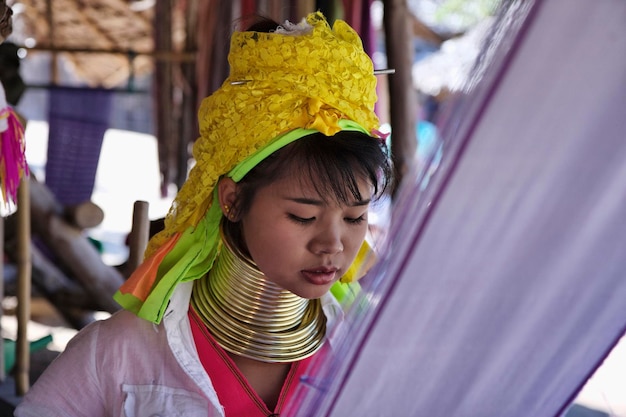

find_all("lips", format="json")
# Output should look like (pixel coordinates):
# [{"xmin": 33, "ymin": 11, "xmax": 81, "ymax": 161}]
[{"xmin": 301, "ymin": 267, "xmax": 339, "ymax": 286}]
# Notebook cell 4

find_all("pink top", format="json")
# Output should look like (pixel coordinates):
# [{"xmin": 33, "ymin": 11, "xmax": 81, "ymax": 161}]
[{"xmin": 189, "ymin": 307, "xmax": 323, "ymax": 416}]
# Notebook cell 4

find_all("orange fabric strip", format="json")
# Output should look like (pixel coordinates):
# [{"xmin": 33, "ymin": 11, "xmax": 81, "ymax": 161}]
[{"xmin": 117, "ymin": 233, "xmax": 181, "ymax": 301}]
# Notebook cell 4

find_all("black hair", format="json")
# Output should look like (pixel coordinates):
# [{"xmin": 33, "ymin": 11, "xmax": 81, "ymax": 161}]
[
  {"xmin": 244, "ymin": 16, "xmax": 281, "ymax": 33},
  {"xmin": 223, "ymin": 130, "xmax": 393, "ymax": 252},
  {"xmin": 233, "ymin": 15, "xmax": 280, "ymax": 33}
]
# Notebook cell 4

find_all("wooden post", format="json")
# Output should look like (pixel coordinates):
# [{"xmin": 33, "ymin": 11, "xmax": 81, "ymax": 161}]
[
  {"xmin": 383, "ymin": 0, "xmax": 418, "ymax": 196},
  {"xmin": 178, "ymin": 0, "xmax": 198, "ymax": 188},
  {"xmin": 15, "ymin": 177, "xmax": 31, "ymax": 396},
  {"xmin": 154, "ymin": 0, "xmax": 175, "ymax": 193},
  {"xmin": 46, "ymin": 0, "xmax": 58, "ymax": 84},
  {"xmin": 125, "ymin": 200, "xmax": 149, "ymax": 275}
]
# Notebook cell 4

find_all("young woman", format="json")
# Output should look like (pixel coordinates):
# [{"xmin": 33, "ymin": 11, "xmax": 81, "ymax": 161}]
[{"xmin": 15, "ymin": 12, "xmax": 392, "ymax": 417}]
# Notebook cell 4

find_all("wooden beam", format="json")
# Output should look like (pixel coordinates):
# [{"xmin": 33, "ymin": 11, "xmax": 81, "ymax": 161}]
[{"xmin": 19, "ymin": 46, "xmax": 196, "ymax": 62}]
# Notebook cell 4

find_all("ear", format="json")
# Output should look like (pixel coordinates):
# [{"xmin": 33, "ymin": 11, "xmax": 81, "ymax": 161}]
[{"xmin": 217, "ymin": 177, "xmax": 238, "ymax": 220}]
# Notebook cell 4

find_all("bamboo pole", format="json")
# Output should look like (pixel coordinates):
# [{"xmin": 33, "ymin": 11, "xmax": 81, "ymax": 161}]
[
  {"xmin": 15, "ymin": 177, "xmax": 31, "ymax": 396},
  {"xmin": 125, "ymin": 200, "xmax": 150, "ymax": 275}
]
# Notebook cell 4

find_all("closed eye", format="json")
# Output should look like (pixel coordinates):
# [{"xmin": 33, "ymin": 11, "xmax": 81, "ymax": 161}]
[
  {"xmin": 288, "ymin": 214, "xmax": 315, "ymax": 224},
  {"xmin": 345, "ymin": 215, "xmax": 366, "ymax": 225}
]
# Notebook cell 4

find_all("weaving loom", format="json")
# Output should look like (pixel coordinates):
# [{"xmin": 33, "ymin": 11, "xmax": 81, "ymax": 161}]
[{"xmin": 286, "ymin": 0, "xmax": 626, "ymax": 415}]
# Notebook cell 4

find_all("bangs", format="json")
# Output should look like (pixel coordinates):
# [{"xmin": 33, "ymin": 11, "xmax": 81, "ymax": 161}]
[
  {"xmin": 234, "ymin": 130, "xmax": 391, "ymax": 217},
  {"xmin": 280, "ymin": 138, "xmax": 376, "ymax": 205}
]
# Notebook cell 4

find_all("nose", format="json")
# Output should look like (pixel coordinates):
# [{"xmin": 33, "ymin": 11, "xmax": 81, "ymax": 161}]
[{"xmin": 309, "ymin": 224, "xmax": 344, "ymax": 255}]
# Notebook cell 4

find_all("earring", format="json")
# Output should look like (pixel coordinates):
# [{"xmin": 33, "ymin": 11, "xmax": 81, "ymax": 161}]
[{"xmin": 224, "ymin": 204, "xmax": 235, "ymax": 220}]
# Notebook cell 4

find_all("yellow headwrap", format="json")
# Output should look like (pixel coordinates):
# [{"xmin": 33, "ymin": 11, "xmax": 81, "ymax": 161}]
[{"xmin": 115, "ymin": 12, "xmax": 381, "ymax": 323}]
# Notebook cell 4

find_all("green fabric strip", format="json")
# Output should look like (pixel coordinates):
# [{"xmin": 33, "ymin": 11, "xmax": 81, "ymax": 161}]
[{"xmin": 130, "ymin": 191, "xmax": 222, "ymax": 323}]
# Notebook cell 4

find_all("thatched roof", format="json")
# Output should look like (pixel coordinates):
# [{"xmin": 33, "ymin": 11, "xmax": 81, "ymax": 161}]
[{"xmin": 7, "ymin": 0, "xmax": 174, "ymax": 87}]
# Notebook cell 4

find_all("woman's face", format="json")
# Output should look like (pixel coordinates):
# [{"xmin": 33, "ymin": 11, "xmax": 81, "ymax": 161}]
[{"xmin": 239, "ymin": 174, "xmax": 372, "ymax": 299}]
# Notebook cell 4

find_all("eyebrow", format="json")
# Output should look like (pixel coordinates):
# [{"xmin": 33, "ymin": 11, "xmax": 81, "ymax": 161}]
[{"xmin": 287, "ymin": 197, "xmax": 372, "ymax": 207}]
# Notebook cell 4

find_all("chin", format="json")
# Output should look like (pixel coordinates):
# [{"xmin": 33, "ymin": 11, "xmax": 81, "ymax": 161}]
[{"xmin": 292, "ymin": 285, "xmax": 332, "ymax": 300}]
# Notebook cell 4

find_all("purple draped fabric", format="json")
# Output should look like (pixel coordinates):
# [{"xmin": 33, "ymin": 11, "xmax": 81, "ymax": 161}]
[
  {"xmin": 286, "ymin": 0, "xmax": 626, "ymax": 415},
  {"xmin": 45, "ymin": 87, "xmax": 113, "ymax": 205}
]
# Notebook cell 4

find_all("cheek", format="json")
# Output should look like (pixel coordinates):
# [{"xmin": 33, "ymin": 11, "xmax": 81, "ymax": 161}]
[
  {"xmin": 243, "ymin": 220, "xmax": 300, "ymax": 263},
  {"xmin": 346, "ymin": 225, "xmax": 368, "ymax": 256}
]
